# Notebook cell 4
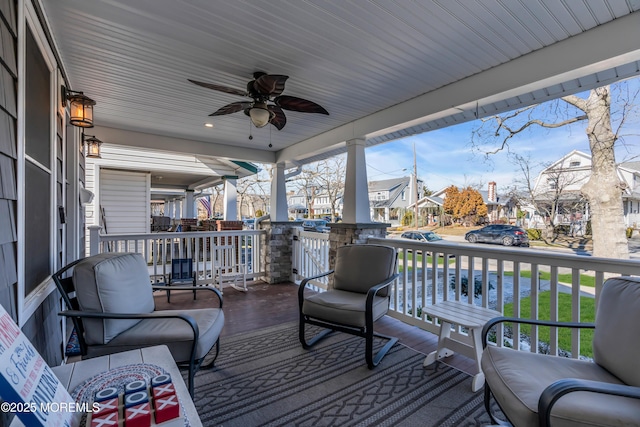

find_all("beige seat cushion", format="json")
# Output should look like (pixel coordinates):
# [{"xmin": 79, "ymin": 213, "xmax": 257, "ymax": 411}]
[
  {"xmin": 73, "ymin": 253, "xmax": 155, "ymax": 344},
  {"xmin": 482, "ymin": 346, "xmax": 639, "ymax": 427},
  {"xmin": 302, "ymin": 289, "xmax": 389, "ymax": 328},
  {"xmin": 593, "ymin": 276, "xmax": 640, "ymax": 387},
  {"xmin": 86, "ymin": 308, "xmax": 224, "ymax": 362}
]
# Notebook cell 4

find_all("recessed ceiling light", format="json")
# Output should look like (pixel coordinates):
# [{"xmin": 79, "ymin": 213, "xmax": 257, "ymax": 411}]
[{"xmin": 204, "ymin": 123, "xmax": 214, "ymax": 128}]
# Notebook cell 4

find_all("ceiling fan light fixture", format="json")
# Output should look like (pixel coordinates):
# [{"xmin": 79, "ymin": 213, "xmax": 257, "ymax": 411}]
[
  {"xmin": 249, "ymin": 103, "xmax": 271, "ymax": 128},
  {"xmin": 190, "ymin": 73, "xmax": 327, "ymax": 131}
]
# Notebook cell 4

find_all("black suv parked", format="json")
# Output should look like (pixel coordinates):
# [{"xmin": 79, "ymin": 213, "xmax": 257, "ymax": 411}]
[{"xmin": 464, "ymin": 224, "xmax": 529, "ymax": 247}]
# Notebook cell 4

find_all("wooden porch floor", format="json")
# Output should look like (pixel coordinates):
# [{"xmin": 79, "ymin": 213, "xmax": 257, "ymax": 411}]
[{"xmin": 154, "ymin": 281, "xmax": 479, "ymax": 376}]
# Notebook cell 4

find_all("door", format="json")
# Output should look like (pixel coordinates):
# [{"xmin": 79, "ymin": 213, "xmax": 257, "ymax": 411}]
[{"xmin": 99, "ymin": 169, "xmax": 150, "ymax": 234}]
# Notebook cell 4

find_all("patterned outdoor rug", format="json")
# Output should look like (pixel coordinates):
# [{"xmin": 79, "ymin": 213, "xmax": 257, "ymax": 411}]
[{"xmin": 191, "ymin": 322, "xmax": 496, "ymax": 426}]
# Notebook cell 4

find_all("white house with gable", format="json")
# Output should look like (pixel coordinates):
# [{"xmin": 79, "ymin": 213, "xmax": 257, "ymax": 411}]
[{"xmin": 528, "ymin": 150, "xmax": 640, "ymax": 230}]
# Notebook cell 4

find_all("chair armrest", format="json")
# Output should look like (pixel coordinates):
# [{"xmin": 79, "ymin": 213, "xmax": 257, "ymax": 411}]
[
  {"xmin": 482, "ymin": 316, "xmax": 595, "ymax": 349},
  {"xmin": 152, "ymin": 284, "xmax": 223, "ymax": 307},
  {"xmin": 59, "ymin": 309, "xmax": 200, "ymax": 341},
  {"xmin": 361, "ymin": 272, "xmax": 399, "ymax": 331},
  {"xmin": 539, "ymin": 379, "xmax": 640, "ymax": 427},
  {"xmin": 298, "ymin": 270, "xmax": 335, "ymax": 308},
  {"xmin": 366, "ymin": 273, "xmax": 400, "ymax": 310},
  {"xmin": 367, "ymin": 273, "xmax": 400, "ymax": 295}
]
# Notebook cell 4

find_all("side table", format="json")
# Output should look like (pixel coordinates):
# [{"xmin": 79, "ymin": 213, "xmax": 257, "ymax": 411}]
[
  {"xmin": 422, "ymin": 300, "xmax": 501, "ymax": 392},
  {"xmin": 10, "ymin": 345, "xmax": 202, "ymax": 427}
]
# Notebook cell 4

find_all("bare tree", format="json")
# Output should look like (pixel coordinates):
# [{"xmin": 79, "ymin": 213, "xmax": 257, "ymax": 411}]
[
  {"xmin": 473, "ymin": 83, "xmax": 639, "ymax": 259},
  {"xmin": 236, "ymin": 167, "xmax": 271, "ymax": 218},
  {"xmin": 235, "ymin": 177, "xmax": 252, "ymax": 218},
  {"xmin": 287, "ymin": 156, "xmax": 346, "ymax": 220},
  {"xmin": 314, "ymin": 157, "xmax": 346, "ymax": 221},
  {"xmin": 204, "ymin": 185, "xmax": 223, "ymax": 217},
  {"xmin": 288, "ymin": 167, "xmax": 320, "ymax": 218}
]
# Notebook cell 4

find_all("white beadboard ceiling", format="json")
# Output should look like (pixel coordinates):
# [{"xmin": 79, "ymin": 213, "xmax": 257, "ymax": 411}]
[{"xmin": 40, "ymin": 0, "xmax": 640, "ymax": 168}]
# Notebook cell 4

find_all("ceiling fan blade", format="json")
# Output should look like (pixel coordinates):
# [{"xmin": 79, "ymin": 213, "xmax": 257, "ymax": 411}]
[
  {"xmin": 268, "ymin": 105, "xmax": 287, "ymax": 130},
  {"xmin": 274, "ymin": 95, "xmax": 329, "ymax": 115},
  {"xmin": 188, "ymin": 79, "xmax": 247, "ymax": 97},
  {"xmin": 209, "ymin": 101, "xmax": 253, "ymax": 116},
  {"xmin": 253, "ymin": 74, "xmax": 289, "ymax": 96}
]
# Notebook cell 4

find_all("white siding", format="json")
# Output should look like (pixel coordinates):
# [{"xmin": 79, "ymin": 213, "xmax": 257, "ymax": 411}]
[{"xmin": 99, "ymin": 169, "xmax": 150, "ymax": 234}]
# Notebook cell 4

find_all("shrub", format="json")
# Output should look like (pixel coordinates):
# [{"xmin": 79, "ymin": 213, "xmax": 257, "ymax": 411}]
[
  {"xmin": 449, "ymin": 276, "xmax": 494, "ymax": 298},
  {"xmin": 407, "ymin": 306, "xmax": 423, "ymax": 318},
  {"xmin": 554, "ymin": 224, "xmax": 571, "ymax": 235},
  {"xmin": 626, "ymin": 227, "xmax": 634, "ymax": 238},
  {"xmin": 527, "ymin": 229, "xmax": 542, "ymax": 240},
  {"xmin": 401, "ymin": 211, "xmax": 413, "ymax": 226}
]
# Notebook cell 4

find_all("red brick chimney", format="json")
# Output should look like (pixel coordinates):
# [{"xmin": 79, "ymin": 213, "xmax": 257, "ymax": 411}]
[{"xmin": 488, "ymin": 181, "xmax": 497, "ymax": 203}]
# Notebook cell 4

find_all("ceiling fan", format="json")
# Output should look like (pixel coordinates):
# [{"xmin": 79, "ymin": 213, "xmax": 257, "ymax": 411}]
[{"xmin": 188, "ymin": 72, "xmax": 329, "ymax": 130}]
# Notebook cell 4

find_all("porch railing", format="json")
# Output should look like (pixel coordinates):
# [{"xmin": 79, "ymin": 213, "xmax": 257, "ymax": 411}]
[
  {"xmin": 89, "ymin": 226, "xmax": 266, "ymax": 284},
  {"xmin": 291, "ymin": 233, "xmax": 640, "ymax": 359}
]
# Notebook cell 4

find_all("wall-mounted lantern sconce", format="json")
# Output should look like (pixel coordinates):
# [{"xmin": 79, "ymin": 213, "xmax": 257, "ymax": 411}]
[
  {"xmin": 61, "ymin": 86, "xmax": 96, "ymax": 128},
  {"xmin": 83, "ymin": 134, "xmax": 103, "ymax": 158}
]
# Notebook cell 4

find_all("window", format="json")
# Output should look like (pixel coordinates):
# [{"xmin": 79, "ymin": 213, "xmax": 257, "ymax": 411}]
[
  {"xmin": 401, "ymin": 190, "xmax": 406, "ymax": 200},
  {"xmin": 569, "ymin": 161, "xmax": 580, "ymax": 167},
  {"xmin": 24, "ymin": 26, "xmax": 52, "ymax": 297}
]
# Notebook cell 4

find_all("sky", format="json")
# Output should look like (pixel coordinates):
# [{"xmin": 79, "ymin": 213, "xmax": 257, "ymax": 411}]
[{"xmin": 364, "ymin": 79, "xmax": 640, "ymax": 195}]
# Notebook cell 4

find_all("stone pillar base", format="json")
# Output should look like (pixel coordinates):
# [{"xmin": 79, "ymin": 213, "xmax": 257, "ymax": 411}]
[
  {"xmin": 259, "ymin": 220, "xmax": 300, "ymax": 284},
  {"xmin": 327, "ymin": 223, "xmax": 390, "ymax": 286}
]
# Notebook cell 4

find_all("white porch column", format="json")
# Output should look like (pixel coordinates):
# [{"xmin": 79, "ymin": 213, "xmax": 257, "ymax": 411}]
[
  {"xmin": 184, "ymin": 190, "xmax": 195, "ymax": 218},
  {"xmin": 171, "ymin": 200, "xmax": 178, "ymax": 219},
  {"xmin": 165, "ymin": 200, "xmax": 173, "ymax": 218},
  {"xmin": 223, "ymin": 176, "xmax": 238, "ymax": 220},
  {"xmin": 173, "ymin": 200, "xmax": 181, "ymax": 219},
  {"xmin": 384, "ymin": 207, "xmax": 390, "ymax": 222},
  {"xmin": 270, "ymin": 162, "xmax": 288, "ymax": 221},
  {"xmin": 343, "ymin": 138, "xmax": 371, "ymax": 223}
]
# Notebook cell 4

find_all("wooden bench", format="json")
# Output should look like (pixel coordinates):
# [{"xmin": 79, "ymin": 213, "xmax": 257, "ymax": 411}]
[{"xmin": 423, "ymin": 300, "xmax": 501, "ymax": 392}]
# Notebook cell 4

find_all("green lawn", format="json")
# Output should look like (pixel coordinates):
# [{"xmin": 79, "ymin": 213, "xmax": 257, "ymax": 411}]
[
  {"xmin": 504, "ymin": 270, "xmax": 595, "ymax": 287},
  {"xmin": 503, "ymin": 291, "xmax": 595, "ymax": 358}
]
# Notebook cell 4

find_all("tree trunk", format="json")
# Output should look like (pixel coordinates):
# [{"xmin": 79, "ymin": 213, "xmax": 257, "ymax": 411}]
[{"xmin": 577, "ymin": 87, "xmax": 629, "ymax": 259}]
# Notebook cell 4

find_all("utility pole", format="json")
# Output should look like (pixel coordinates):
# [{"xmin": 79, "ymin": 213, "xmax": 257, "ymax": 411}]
[{"xmin": 413, "ymin": 143, "xmax": 419, "ymax": 229}]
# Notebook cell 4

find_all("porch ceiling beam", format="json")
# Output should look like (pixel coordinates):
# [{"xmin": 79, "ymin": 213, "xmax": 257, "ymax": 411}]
[
  {"xmin": 93, "ymin": 126, "xmax": 276, "ymax": 164},
  {"xmin": 276, "ymin": 11, "xmax": 640, "ymax": 165},
  {"xmin": 194, "ymin": 158, "xmax": 245, "ymax": 177},
  {"xmin": 188, "ymin": 176, "xmax": 223, "ymax": 191}
]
